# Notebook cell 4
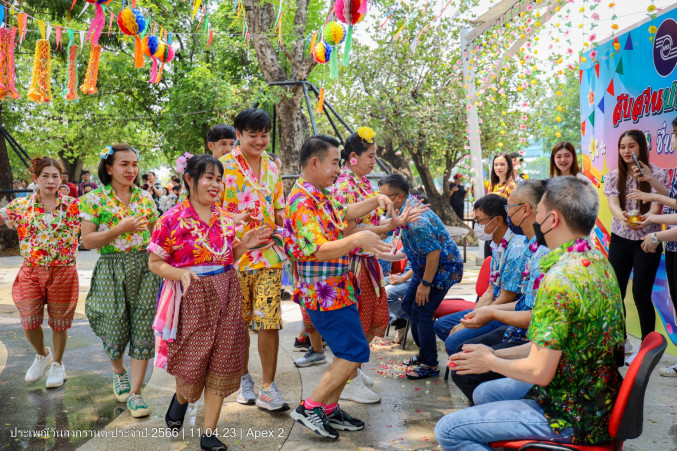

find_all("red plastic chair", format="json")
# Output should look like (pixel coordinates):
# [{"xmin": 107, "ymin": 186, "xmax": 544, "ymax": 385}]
[
  {"xmin": 489, "ymin": 332, "xmax": 667, "ymax": 451},
  {"xmin": 435, "ymin": 256, "xmax": 491, "ymax": 321}
]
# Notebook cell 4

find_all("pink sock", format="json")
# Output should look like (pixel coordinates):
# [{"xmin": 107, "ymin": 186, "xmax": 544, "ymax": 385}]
[
  {"xmin": 324, "ymin": 403, "xmax": 338, "ymax": 415},
  {"xmin": 303, "ymin": 399, "xmax": 324, "ymax": 410}
]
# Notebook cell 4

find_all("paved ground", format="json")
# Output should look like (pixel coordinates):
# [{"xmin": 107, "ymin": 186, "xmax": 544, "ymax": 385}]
[{"xmin": 0, "ymin": 250, "xmax": 675, "ymax": 450}]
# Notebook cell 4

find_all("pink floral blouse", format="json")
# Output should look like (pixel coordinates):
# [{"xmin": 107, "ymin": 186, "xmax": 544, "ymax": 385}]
[
  {"xmin": 148, "ymin": 198, "xmax": 237, "ymax": 268},
  {"xmin": 329, "ymin": 168, "xmax": 382, "ymax": 256},
  {"xmin": 603, "ymin": 163, "xmax": 668, "ymax": 241}
]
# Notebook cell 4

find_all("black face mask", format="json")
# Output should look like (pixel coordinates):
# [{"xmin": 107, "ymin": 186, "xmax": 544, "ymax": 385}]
[{"xmin": 533, "ymin": 213, "xmax": 553, "ymax": 247}]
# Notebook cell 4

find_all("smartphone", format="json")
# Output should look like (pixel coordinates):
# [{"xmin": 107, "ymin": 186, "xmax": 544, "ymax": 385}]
[{"xmin": 631, "ymin": 153, "xmax": 645, "ymax": 177}]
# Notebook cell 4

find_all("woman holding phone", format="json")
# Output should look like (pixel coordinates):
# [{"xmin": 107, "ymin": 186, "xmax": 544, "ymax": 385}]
[{"xmin": 603, "ymin": 130, "xmax": 668, "ymax": 356}]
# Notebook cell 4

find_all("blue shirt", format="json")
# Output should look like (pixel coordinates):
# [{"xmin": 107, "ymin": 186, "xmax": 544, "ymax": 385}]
[
  {"xmin": 663, "ymin": 174, "xmax": 677, "ymax": 252},
  {"xmin": 504, "ymin": 235, "xmax": 550, "ymax": 343},
  {"xmin": 490, "ymin": 229, "xmax": 529, "ymax": 301},
  {"xmin": 397, "ymin": 195, "xmax": 463, "ymax": 290}
]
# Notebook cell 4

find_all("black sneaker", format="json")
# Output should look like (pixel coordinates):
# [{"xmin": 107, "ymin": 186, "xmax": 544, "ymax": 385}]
[
  {"xmin": 290, "ymin": 403, "xmax": 339, "ymax": 439},
  {"xmin": 293, "ymin": 337, "xmax": 310, "ymax": 352},
  {"xmin": 201, "ymin": 433, "xmax": 227, "ymax": 450},
  {"xmin": 326, "ymin": 405, "xmax": 365, "ymax": 431}
]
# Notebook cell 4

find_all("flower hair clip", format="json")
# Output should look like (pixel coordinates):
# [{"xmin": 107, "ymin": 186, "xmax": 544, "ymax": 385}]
[
  {"xmin": 357, "ymin": 126, "xmax": 375, "ymax": 144},
  {"xmin": 133, "ymin": 148, "xmax": 142, "ymax": 161},
  {"xmin": 100, "ymin": 146, "xmax": 114, "ymax": 160},
  {"xmin": 176, "ymin": 152, "xmax": 194, "ymax": 174}
]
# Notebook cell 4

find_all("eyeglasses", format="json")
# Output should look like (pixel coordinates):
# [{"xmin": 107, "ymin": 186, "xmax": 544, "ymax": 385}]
[
  {"xmin": 504, "ymin": 203, "xmax": 525, "ymax": 213},
  {"xmin": 474, "ymin": 216, "xmax": 496, "ymax": 225}
]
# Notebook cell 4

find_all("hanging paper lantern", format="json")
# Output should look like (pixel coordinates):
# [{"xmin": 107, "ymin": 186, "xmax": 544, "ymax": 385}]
[
  {"xmin": 312, "ymin": 41, "xmax": 332, "ymax": 64},
  {"xmin": 334, "ymin": 0, "xmax": 368, "ymax": 66},
  {"xmin": 27, "ymin": 40, "xmax": 51, "ymax": 103},
  {"xmin": 142, "ymin": 36, "xmax": 175, "ymax": 84},
  {"xmin": 0, "ymin": 27, "xmax": 19, "ymax": 100},
  {"xmin": 117, "ymin": 8, "xmax": 146, "ymax": 68},
  {"xmin": 323, "ymin": 21, "xmax": 346, "ymax": 46},
  {"xmin": 80, "ymin": 44, "xmax": 102, "ymax": 95},
  {"xmin": 86, "ymin": 0, "xmax": 113, "ymax": 46},
  {"xmin": 63, "ymin": 44, "xmax": 79, "ymax": 101}
]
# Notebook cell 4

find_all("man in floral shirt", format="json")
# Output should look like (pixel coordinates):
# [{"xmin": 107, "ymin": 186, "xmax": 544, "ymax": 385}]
[
  {"xmin": 435, "ymin": 176, "xmax": 624, "ymax": 449},
  {"xmin": 219, "ymin": 108, "xmax": 288, "ymax": 412},
  {"xmin": 378, "ymin": 174, "xmax": 463, "ymax": 380},
  {"xmin": 284, "ymin": 136, "xmax": 393, "ymax": 439}
]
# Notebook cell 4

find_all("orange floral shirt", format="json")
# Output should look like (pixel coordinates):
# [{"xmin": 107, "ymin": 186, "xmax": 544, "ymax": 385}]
[{"xmin": 0, "ymin": 192, "xmax": 80, "ymax": 266}]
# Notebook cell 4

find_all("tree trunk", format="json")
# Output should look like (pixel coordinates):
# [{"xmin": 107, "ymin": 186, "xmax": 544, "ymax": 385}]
[
  {"xmin": 58, "ymin": 154, "xmax": 83, "ymax": 183},
  {"xmin": 408, "ymin": 147, "xmax": 466, "ymax": 227},
  {"xmin": 0, "ymin": 104, "xmax": 13, "ymax": 206},
  {"xmin": 277, "ymin": 90, "xmax": 308, "ymax": 194},
  {"xmin": 378, "ymin": 136, "xmax": 413, "ymax": 181}
]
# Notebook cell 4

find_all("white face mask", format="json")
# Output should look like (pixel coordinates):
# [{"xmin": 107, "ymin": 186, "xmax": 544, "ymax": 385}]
[{"xmin": 473, "ymin": 217, "xmax": 496, "ymax": 241}]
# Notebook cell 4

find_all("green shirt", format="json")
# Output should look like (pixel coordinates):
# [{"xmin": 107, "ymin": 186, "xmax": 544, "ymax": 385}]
[
  {"xmin": 79, "ymin": 184, "xmax": 158, "ymax": 255},
  {"xmin": 526, "ymin": 237, "xmax": 624, "ymax": 444}
]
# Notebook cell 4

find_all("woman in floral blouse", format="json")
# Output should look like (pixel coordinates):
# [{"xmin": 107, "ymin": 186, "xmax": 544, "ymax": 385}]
[
  {"xmin": 604, "ymin": 129, "xmax": 668, "ymax": 349},
  {"xmin": 0, "ymin": 157, "xmax": 80, "ymax": 389},
  {"xmin": 80, "ymin": 144, "xmax": 161, "ymax": 419},
  {"xmin": 149, "ymin": 154, "xmax": 269, "ymax": 451}
]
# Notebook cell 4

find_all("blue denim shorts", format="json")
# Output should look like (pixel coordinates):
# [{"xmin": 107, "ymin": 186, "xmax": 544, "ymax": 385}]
[{"xmin": 306, "ymin": 304, "xmax": 370, "ymax": 363}]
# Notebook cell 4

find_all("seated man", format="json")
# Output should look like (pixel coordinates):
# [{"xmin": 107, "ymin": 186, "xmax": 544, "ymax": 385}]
[
  {"xmin": 434, "ymin": 176, "xmax": 624, "ymax": 449},
  {"xmin": 378, "ymin": 174, "xmax": 463, "ymax": 380},
  {"xmin": 386, "ymin": 263, "xmax": 412, "ymax": 343},
  {"xmin": 451, "ymin": 180, "xmax": 550, "ymax": 402},
  {"xmin": 433, "ymin": 194, "xmax": 529, "ymax": 357}
]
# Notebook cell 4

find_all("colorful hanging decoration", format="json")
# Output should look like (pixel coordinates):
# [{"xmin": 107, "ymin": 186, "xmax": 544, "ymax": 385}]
[
  {"xmin": 117, "ymin": 8, "xmax": 147, "ymax": 68},
  {"xmin": 323, "ymin": 21, "xmax": 345, "ymax": 79},
  {"xmin": 334, "ymin": 0, "xmax": 367, "ymax": 66},
  {"xmin": 315, "ymin": 87, "xmax": 325, "ymax": 113},
  {"xmin": 0, "ymin": 27, "xmax": 19, "ymax": 100},
  {"xmin": 63, "ymin": 30, "xmax": 79, "ymax": 101},
  {"xmin": 142, "ymin": 35, "xmax": 175, "ymax": 84},
  {"xmin": 312, "ymin": 41, "xmax": 332, "ymax": 64},
  {"xmin": 80, "ymin": 44, "xmax": 101, "ymax": 95},
  {"xmin": 27, "ymin": 40, "xmax": 52, "ymax": 103},
  {"xmin": 85, "ymin": 0, "xmax": 112, "ymax": 45},
  {"xmin": 17, "ymin": 13, "xmax": 28, "ymax": 43}
]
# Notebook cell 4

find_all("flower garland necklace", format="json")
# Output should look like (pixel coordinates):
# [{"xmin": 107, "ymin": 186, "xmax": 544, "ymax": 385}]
[
  {"xmin": 489, "ymin": 230, "xmax": 513, "ymax": 285},
  {"xmin": 25, "ymin": 192, "xmax": 65, "ymax": 234},
  {"xmin": 539, "ymin": 237, "xmax": 592, "ymax": 275},
  {"xmin": 294, "ymin": 180, "xmax": 346, "ymax": 231},
  {"xmin": 233, "ymin": 149, "xmax": 270, "ymax": 196}
]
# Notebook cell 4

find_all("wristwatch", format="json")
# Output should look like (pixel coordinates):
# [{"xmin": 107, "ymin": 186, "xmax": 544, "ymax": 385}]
[
  {"xmin": 650, "ymin": 233, "xmax": 661, "ymax": 245},
  {"xmin": 421, "ymin": 279, "xmax": 432, "ymax": 287}
]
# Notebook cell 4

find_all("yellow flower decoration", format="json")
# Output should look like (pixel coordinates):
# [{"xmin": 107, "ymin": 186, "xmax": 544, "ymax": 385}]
[{"xmin": 357, "ymin": 126, "xmax": 376, "ymax": 144}]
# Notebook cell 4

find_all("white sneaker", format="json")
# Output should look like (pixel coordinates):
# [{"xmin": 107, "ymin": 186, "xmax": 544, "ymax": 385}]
[
  {"xmin": 45, "ymin": 362, "xmax": 67, "ymax": 388},
  {"xmin": 357, "ymin": 368, "xmax": 373, "ymax": 388},
  {"xmin": 25, "ymin": 348, "xmax": 53, "ymax": 383},
  {"xmin": 339, "ymin": 374, "xmax": 380, "ymax": 403},
  {"xmin": 659, "ymin": 363, "xmax": 677, "ymax": 377},
  {"xmin": 624, "ymin": 339, "xmax": 633, "ymax": 355},
  {"xmin": 237, "ymin": 374, "xmax": 256, "ymax": 405}
]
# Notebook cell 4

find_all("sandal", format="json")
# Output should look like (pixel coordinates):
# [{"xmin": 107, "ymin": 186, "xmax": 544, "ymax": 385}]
[
  {"xmin": 403, "ymin": 355, "xmax": 421, "ymax": 366},
  {"xmin": 405, "ymin": 364, "xmax": 440, "ymax": 380}
]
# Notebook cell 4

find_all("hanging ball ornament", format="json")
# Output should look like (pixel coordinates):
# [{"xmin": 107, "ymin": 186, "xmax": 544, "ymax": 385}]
[
  {"xmin": 323, "ymin": 21, "xmax": 346, "ymax": 46},
  {"xmin": 312, "ymin": 41, "xmax": 332, "ymax": 64}
]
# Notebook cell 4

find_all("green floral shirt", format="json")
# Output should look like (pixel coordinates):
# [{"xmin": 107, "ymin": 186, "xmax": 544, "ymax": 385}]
[
  {"xmin": 79, "ymin": 184, "xmax": 158, "ymax": 255},
  {"xmin": 526, "ymin": 238, "xmax": 624, "ymax": 445}
]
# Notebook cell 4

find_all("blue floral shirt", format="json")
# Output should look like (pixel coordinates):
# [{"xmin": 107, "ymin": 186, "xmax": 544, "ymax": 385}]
[
  {"xmin": 397, "ymin": 196, "xmax": 463, "ymax": 290},
  {"xmin": 490, "ymin": 230, "xmax": 529, "ymax": 301},
  {"xmin": 663, "ymin": 174, "xmax": 677, "ymax": 252},
  {"xmin": 504, "ymin": 236, "xmax": 550, "ymax": 343}
]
